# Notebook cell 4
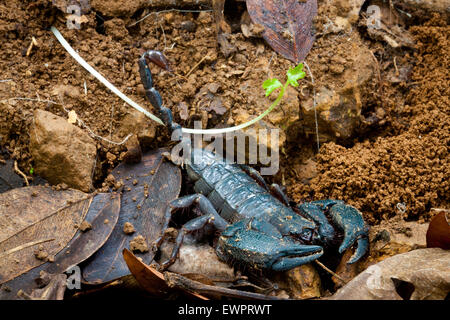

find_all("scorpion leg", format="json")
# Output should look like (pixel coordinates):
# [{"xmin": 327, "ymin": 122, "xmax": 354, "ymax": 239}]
[
  {"xmin": 269, "ymin": 183, "xmax": 291, "ymax": 207},
  {"xmin": 139, "ymin": 50, "xmax": 182, "ymax": 139},
  {"xmin": 216, "ymin": 217, "xmax": 323, "ymax": 272},
  {"xmin": 311, "ymin": 200, "xmax": 369, "ymax": 263},
  {"xmin": 238, "ymin": 164, "xmax": 269, "ymax": 189},
  {"xmin": 154, "ymin": 194, "xmax": 228, "ymax": 270}
]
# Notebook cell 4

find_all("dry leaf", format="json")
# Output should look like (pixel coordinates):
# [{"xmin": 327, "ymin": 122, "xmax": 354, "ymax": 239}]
[
  {"xmin": 0, "ymin": 190, "xmax": 120, "ymax": 299},
  {"xmin": 123, "ymin": 249, "xmax": 207, "ymax": 299},
  {"xmin": 426, "ymin": 211, "xmax": 450, "ymax": 250},
  {"xmin": 246, "ymin": 0, "xmax": 318, "ymax": 63},
  {"xmin": 0, "ymin": 186, "xmax": 93, "ymax": 284},
  {"xmin": 82, "ymin": 149, "xmax": 182, "ymax": 284}
]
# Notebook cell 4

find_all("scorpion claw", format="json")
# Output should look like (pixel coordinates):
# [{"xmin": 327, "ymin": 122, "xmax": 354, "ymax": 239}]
[
  {"xmin": 347, "ymin": 237, "xmax": 369, "ymax": 264},
  {"xmin": 217, "ymin": 219, "xmax": 324, "ymax": 272},
  {"xmin": 321, "ymin": 200, "xmax": 369, "ymax": 263}
]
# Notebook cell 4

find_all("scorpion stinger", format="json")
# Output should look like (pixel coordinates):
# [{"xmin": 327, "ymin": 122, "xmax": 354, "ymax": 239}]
[{"xmin": 139, "ymin": 50, "xmax": 182, "ymax": 140}]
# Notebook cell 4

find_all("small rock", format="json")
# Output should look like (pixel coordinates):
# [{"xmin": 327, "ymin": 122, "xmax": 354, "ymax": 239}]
[
  {"xmin": 90, "ymin": 0, "xmax": 146, "ymax": 17},
  {"xmin": 331, "ymin": 248, "xmax": 450, "ymax": 300},
  {"xmin": 197, "ymin": 11, "xmax": 212, "ymax": 24},
  {"xmin": 104, "ymin": 18, "xmax": 128, "ymax": 40},
  {"xmin": 123, "ymin": 222, "xmax": 135, "ymax": 235},
  {"xmin": 30, "ymin": 110, "xmax": 96, "ymax": 192},
  {"xmin": 78, "ymin": 221, "xmax": 92, "ymax": 232},
  {"xmin": 180, "ymin": 20, "xmax": 196, "ymax": 32},
  {"xmin": 158, "ymin": 243, "xmax": 235, "ymax": 281},
  {"xmin": 129, "ymin": 235, "xmax": 149, "ymax": 253},
  {"xmin": 272, "ymin": 264, "xmax": 322, "ymax": 299},
  {"xmin": 116, "ymin": 110, "xmax": 156, "ymax": 149},
  {"xmin": 300, "ymin": 34, "xmax": 376, "ymax": 142},
  {"xmin": 34, "ymin": 247, "xmax": 49, "ymax": 261},
  {"xmin": 123, "ymin": 135, "xmax": 142, "ymax": 164}
]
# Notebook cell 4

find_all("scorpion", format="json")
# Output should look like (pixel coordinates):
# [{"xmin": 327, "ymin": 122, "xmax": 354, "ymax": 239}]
[{"xmin": 138, "ymin": 50, "xmax": 369, "ymax": 272}]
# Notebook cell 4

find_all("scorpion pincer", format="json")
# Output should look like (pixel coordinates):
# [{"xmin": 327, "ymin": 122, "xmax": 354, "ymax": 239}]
[{"xmin": 138, "ymin": 50, "xmax": 370, "ymax": 272}]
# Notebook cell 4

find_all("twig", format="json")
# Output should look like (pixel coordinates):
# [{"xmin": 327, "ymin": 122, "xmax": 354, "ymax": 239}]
[
  {"xmin": 370, "ymin": 51, "xmax": 382, "ymax": 86},
  {"xmin": 160, "ymin": 23, "xmax": 168, "ymax": 52},
  {"xmin": 26, "ymin": 36, "xmax": 38, "ymax": 57},
  {"xmin": 128, "ymin": 8, "xmax": 213, "ymax": 27},
  {"xmin": 314, "ymin": 260, "xmax": 348, "ymax": 284},
  {"xmin": 56, "ymin": 95, "xmax": 132, "ymax": 146},
  {"xmin": 0, "ymin": 79, "xmax": 13, "ymax": 83},
  {"xmin": 431, "ymin": 208, "xmax": 450, "ymax": 212},
  {"xmin": 185, "ymin": 55, "xmax": 208, "ymax": 78},
  {"xmin": 14, "ymin": 160, "xmax": 29, "ymax": 186},
  {"xmin": 0, "ymin": 238, "xmax": 55, "ymax": 259},
  {"xmin": 303, "ymin": 61, "xmax": 320, "ymax": 153},
  {"xmin": 3, "ymin": 97, "xmax": 60, "ymax": 105},
  {"xmin": 393, "ymin": 56, "xmax": 399, "ymax": 76}
]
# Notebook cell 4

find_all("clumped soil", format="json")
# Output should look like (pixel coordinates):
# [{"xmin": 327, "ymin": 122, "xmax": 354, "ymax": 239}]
[
  {"xmin": 0, "ymin": 0, "xmax": 448, "ymax": 229},
  {"xmin": 288, "ymin": 15, "xmax": 449, "ymax": 224}
]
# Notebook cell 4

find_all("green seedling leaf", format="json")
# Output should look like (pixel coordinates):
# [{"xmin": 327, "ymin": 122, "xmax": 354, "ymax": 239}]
[
  {"xmin": 262, "ymin": 78, "xmax": 283, "ymax": 96},
  {"xmin": 286, "ymin": 63, "xmax": 306, "ymax": 87}
]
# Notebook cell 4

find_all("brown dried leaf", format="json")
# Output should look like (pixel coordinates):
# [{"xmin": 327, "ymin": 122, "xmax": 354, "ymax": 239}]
[
  {"xmin": 0, "ymin": 186, "xmax": 92, "ymax": 284},
  {"xmin": 246, "ymin": 0, "xmax": 318, "ymax": 63},
  {"xmin": 123, "ymin": 249, "xmax": 207, "ymax": 300},
  {"xmin": 164, "ymin": 272, "xmax": 285, "ymax": 300},
  {"xmin": 426, "ymin": 211, "xmax": 450, "ymax": 250},
  {"xmin": 81, "ymin": 149, "xmax": 181, "ymax": 284},
  {"xmin": 0, "ymin": 190, "xmax": 120, "ymax": 299}
]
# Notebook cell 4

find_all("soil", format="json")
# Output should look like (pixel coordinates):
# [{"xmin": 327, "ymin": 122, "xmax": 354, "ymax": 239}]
[
  {"xmin": 0, "ymin": 0, "xmax": 448, "ymax": 221},
  {"xmin": 0, "ymin": 0, "xmax": 448, "ymax": 298},
  {"xmin": 287, "ymin": 14, "xmax": 449, "ymax": 224}
]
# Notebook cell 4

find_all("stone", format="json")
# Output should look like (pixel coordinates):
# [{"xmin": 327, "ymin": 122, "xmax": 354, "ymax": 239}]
[
  {"xmin": 90, "ymin": 0, "xmax": 211, "ymax": 18},
  {"xmin": 331, "ymin": 248, "xmax": 450, "ymax": 300},
  {"xmin": 273, "ymin": 264, "xmax": 322, "ymax": 299},
  {"xmin": 115, "ymin": 109, "xmax": 156, "ymax": 149},
  {"xmin": 300, "ymin": 33, "xmax": 376, "ymax": 142},
  {"xmin": 30, "ymin": 110, "xmax": 96, "ymax": 192},
  {"xmin": 158, "ymin": 243, "xmax": 235, "ymax": 282},
  {"xmin": 123, "ymin": 222, "xmax": 135, "ymax": 235},
  {"xmin": 396, "ymin": 0, "xmax": 450, "ymax": 19},
  {"xmin": 129, "ymin": 235, "xmax": 149, "ymax": 253}
]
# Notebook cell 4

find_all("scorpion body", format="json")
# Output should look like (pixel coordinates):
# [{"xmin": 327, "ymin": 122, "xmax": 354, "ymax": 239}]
[{"xmin": 138, "ymin": 51, "xmax": 369, "ymax": 271}]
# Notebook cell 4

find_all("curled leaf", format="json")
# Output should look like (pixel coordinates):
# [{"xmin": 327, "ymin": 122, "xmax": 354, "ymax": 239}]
[
  {"xmin": 426, "ymin": 211, "xmax": 450, "ymax": 250},
  {"xmin": 262, "ymin": 78, "xmax": 283, "ymax": 96},
  {"xmin": 246, "ymin": 0, "xmax": 317, "ymax": 63},
  {"xmin": 286, "ymin": 63, "xmax": 306, "ymax": 87}
]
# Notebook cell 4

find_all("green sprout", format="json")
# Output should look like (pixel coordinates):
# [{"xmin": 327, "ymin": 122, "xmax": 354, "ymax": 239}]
[
  {"xmin": 29, "ymin": 167, "xmax": 34, "ymax": 175},
  {"xmin": 258, "ymin": 63, "xmax": 306, "ymax": 122},
  {"xmin": 235, "ymin": 63, "xmax": 306, "ymax": 130}
]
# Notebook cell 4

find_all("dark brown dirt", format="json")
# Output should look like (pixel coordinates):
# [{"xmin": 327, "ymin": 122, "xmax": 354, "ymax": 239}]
[
  {"xmin": 288, "ymin": 14, "xmax": 449, "ymax": 224},
  {"xmin": 0, "ymin": 0, "xmax": 448, "ymax": 229}
]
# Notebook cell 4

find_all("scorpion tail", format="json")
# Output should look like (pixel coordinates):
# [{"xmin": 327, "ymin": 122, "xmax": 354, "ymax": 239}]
[{"xmin": 138, "ymin": 50, "xmax": 182, "ymax": 139}]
